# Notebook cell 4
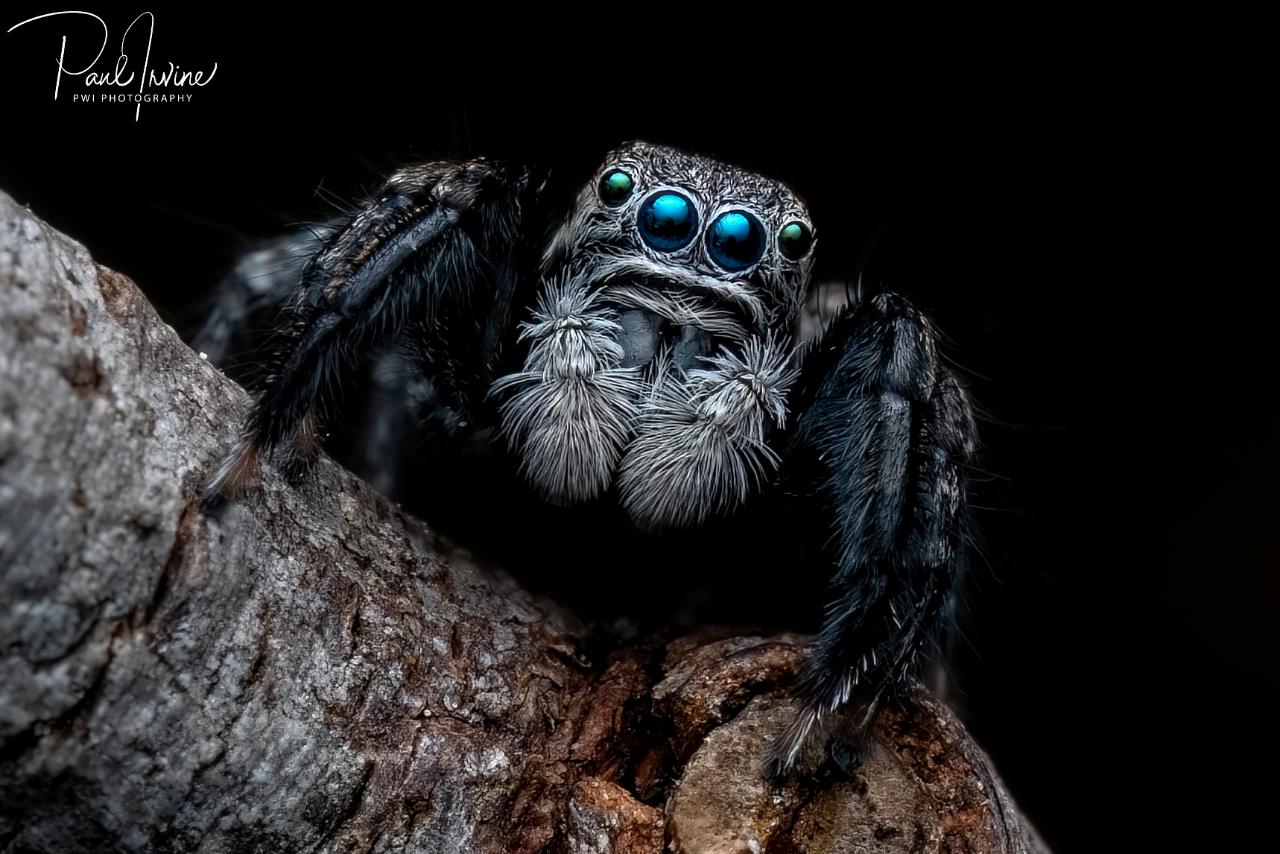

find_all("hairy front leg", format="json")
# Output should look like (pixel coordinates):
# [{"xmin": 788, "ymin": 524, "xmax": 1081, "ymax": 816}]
[
  {"xmin": 203, "ymin": 159, "xmax": 532, "ymax": 502},
  {"xmin": 766, "ymin": 292, "xmax": 976, "ymax": 777}
]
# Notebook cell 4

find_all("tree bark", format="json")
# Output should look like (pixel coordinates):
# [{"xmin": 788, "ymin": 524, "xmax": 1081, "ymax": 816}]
[{"xmin": 0, "ymin": 189, "xmax": 1048, "ymax": 853}]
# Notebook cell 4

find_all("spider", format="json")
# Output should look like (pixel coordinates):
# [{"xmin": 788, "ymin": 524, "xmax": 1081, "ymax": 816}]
[{"xmin": 197, "ymin": 141, "xmax": 977, "ymax": 778}]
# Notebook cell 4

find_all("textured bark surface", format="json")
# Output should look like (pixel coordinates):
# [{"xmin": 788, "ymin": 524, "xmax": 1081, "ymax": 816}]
[{"xmin": 0, "ymin": 189, "xmax": 1048, "ymax": 853}]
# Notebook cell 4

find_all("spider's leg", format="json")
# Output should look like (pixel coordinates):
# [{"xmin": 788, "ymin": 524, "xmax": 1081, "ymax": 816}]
[
  {"xmin": 204, "ymin": 159, "xmax": 533, "ymax": 501},
  {"xmin": 354, "ymin": 346, "xmax": 449, "ymax": 498},
  {"xmin": 765, "ymin": 292, "xmax": 976, "ymax": 778},
  {"xmin": 191, "ymin": 228, "xmax": 332, "ymax": 369}
]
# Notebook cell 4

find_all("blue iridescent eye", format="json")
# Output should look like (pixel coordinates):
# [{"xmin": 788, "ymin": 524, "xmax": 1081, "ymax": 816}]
[
  {"xmin": 638, "ymin": 192, "xmax": 698, "ymax": 251},
  {"xmin": 706, "ymin": 210, "xmax": 765, "ymax": 271}
]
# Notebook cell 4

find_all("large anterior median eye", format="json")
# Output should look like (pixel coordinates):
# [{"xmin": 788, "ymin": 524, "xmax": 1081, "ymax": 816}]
[
  {"xmin": 638, "ymin": 192, "xmax": 698, "ymax": 251},
  {"xmin": 706, "ymin": 210, "xmax": 765, "ymax": 271}
]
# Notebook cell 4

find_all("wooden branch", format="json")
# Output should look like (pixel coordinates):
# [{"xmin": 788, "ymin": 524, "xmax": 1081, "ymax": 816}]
[{"xmin": 0, "ymin": 189, "xmax": 1049, "ymax": 853}]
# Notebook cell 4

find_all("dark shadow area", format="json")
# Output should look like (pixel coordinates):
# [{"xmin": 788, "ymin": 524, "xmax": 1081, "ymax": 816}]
[{"xmin": 2, "ymin": 10, "xmax": 1274, "ymax": 851}]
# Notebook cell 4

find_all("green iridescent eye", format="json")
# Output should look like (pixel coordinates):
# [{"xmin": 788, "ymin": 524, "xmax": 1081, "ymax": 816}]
[
  {"xmin": 599, "ymin": 169, "xmax": 634, "ymax": 206},
  {"xmin": 778, "ymin": 221, "xmax": 813, "ymax": 260}
]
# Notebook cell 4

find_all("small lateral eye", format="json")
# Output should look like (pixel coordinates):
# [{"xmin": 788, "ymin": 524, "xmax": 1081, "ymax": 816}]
[
  {"xmin": 778, "ymin": 221, "xmax": 813, "ymax": 260},
  {"xmin": 599, "ymin": 169, "xmax": 634, "ymax": 205}
]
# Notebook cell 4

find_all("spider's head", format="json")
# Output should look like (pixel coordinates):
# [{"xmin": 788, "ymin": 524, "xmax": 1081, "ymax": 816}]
[
  {"xmin": 542, "ymin": 140, "xmax": 816, "ymax": 369},
  {"xmin": 497, "ymin": 142, "xmax": 815, "ymax": 529}
]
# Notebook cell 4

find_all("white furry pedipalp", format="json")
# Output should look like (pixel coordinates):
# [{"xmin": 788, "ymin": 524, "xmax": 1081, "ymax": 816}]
[
  {"xmin": 618, "ymin": 335, "xmax": 798, "ymax": 530},
  {"xmin": 495, "ymin": 262, "xmax": 800, "ymax": 525},
  {"xmin": 492, "ymin": 277, "xmax": 642, "ymax": 503}
]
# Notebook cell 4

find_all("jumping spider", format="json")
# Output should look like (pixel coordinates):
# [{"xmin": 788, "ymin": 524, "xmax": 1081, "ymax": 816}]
[{"xmin": 198, "ymin": 141, "xmax": 976, "ymax": 777}]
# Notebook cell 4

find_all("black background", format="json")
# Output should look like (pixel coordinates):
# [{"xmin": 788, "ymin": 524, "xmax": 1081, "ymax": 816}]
[{"xmin": 2, "ymin": 9, "xmax": 1276, "ymax": 852}]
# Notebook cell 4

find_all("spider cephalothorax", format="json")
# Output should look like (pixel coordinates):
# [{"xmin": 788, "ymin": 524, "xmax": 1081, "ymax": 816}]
[
  {"xmin": 198, "ymin": 141, "xmax": 976, "ymax": 779},
  {"xmin": 496, "ymin": 141, "xmax": 816, "ymax": 528}
]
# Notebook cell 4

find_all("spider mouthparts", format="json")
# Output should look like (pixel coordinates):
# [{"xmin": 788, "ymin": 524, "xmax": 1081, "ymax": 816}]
[
  {"xmin": 616, "ymin": 308, "xmax": 714, "ymax": 371},
  {"xmin": 617, "ymin": 308, "xmax": 663, "ymax": 368}
]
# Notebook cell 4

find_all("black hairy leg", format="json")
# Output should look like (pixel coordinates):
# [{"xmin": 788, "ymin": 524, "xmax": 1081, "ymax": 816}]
[
  {"xmin": 192, "ymin": 228, "xmax": 331, "ymax": 370},
  {"xmin": 203, "ymin": 159, "xmax": 533, "ymax": 500},
  {"xmin": 765, "ymin": 292, "xmax": 976, "ymax": 778},
  {"xmin": 192, "ymin": 236, "xmax": 445, "ymax": 499},
  {"xmin": 354, "ymin": 350, "xmax": 429, "ymax": 497}
]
